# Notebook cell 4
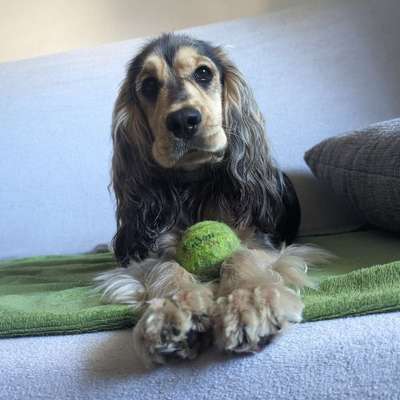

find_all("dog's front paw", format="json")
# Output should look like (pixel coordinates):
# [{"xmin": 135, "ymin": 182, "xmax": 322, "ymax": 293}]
[
  {"xmin": 213, "ymin": 285, "xmax": 304, "ymax": 353},
  {"xmin": 133, "ymin": 288, "xmax": 213, "ymax": 367}
]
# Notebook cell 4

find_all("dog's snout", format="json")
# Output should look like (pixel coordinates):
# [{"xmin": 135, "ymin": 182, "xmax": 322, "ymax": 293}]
[{"xmin": 166, "ymin": 107, "xmax": 202, "ymax": 139}]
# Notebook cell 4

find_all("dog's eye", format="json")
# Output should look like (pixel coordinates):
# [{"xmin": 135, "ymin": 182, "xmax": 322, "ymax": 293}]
[
  {"xmin": 141, "ymin": 77, "xmax": 160, "ymax": 100},
  {"xmin": 194, "ymin": 65, "xmax": 213, "ymax": 85}
]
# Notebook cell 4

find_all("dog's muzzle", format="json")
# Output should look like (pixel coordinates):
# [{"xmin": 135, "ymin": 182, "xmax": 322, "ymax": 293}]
[{"xmin": 166, "ymin": 107, "xmax": 202, "ymax": 140}]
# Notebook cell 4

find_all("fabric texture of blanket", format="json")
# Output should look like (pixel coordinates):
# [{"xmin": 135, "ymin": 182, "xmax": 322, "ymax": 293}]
[{"xmin": 1, "ymin": 230, "xmax": 400, "ymax": 338}]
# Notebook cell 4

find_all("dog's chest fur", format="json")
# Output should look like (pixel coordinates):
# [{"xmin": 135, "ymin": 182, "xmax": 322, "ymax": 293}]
[{"xmin": 172, "ymin": 164, "xmax": 237, "ymax": 227}]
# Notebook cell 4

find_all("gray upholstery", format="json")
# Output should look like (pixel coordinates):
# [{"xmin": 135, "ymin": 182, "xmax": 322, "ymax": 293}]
[
  {"xmin": 305, "ymin": 118, "xmax": 400, "ymax": 232},
  {"xmin": 1, "ymin": 312, "xmax": 400, "ymax": 400}
]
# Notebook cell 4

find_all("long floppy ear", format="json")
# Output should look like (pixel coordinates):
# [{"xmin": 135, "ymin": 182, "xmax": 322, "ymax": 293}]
[
  {"xmin": 111, "ymin": 78, "xmax": 152, "ymax": 209},
  {"xmin": 111, "ymin": 78, "xmax": 179, "ymax": 265},
  {"xmin": 215, "ymin": 48, "xmax": 300, "ymax": 242}
]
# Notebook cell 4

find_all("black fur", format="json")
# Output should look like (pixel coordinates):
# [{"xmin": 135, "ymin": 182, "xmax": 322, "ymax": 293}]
[
  {"xmin": 113, "ymin": 165, "xmax": 300, "ymax": 266},
  {"xmin": 112, "ymin": 34, "xmax": 301, "ymax": 266}
]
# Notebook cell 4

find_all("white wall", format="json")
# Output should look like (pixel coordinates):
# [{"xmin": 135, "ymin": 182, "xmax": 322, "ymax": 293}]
[{"xmin": 0, "ymin": 0, "xmax": 299, "ymax": 63}]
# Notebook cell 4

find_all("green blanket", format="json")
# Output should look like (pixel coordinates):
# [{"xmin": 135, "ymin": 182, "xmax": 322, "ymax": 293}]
[{"xmin": 1, "ymin": 230, "xmax": 400, "ymax": 338}]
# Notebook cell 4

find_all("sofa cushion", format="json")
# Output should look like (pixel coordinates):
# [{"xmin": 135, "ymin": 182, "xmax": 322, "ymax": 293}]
[
  {"xmin": 1, "ymin": 311, "xmax": 400, "ymax": 400},
  {"xmin": 305, "ymin": 118, "xmax": 400, "ymax": 232}
]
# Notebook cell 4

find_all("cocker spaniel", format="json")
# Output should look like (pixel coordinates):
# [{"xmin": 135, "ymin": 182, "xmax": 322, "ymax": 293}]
[{"xmin": 96, "ymin": 33, "xmax": 325, "ymax": 367}]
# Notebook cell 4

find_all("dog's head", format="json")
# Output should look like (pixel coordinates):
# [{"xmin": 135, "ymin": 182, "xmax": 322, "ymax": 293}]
[
  {"xmin": 129, "ymin": 35, "xmax": 228, "ymax": 169},
  {"xmin": 113, "ymin": 34, "xmax": 265, "ymax": 174}
]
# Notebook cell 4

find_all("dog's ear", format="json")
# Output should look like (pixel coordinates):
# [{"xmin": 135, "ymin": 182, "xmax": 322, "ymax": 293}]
[
  {"xmin": 214, "ymin": 47, "xmax": 270, "ymax": 177},
  {"xmin": 111, "ymin": 79, "xmax": 152, "ymax": 212},
  {"xmin": 111, "ymin": 78, "xmax": 179, "ymax": 265},
  {"xmin": 111, "ymin": 79, "xmax": 151, "ymax": 264},
  {"xmin": 214, "ymin": 48, "xmax": 290, "ymax": 236},
  {"xmin": 218, "ymin": 51, "xmax": 265, "ymax": 144}
]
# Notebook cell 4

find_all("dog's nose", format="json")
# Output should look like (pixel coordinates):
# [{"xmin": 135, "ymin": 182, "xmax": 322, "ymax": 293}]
[{"xmin": 166, "ymin": 107, "xmax": 202, "ymax": 139}]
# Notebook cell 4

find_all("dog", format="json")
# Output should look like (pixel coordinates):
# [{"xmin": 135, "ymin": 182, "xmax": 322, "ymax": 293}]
[{"xmin": 95, "ymin": 33, "xmax": 326, "ymax": 367}]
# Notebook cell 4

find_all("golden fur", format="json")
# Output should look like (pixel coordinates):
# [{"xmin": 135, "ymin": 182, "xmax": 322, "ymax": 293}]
[{"xmin": 95, "ymin": 34, "xmax": 327, "ymax": 367}]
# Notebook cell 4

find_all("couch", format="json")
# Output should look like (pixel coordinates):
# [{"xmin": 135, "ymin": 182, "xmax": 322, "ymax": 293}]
[{"xmin": 1, "ymin": 0, "xmax": 400, "ymax": 398}]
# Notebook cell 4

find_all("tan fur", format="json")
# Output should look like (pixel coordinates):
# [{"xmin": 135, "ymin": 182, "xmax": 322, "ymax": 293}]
[
  {"xmin": 97, "ymin": 36, "xmax": 329, "ymax": 367},
  {"xmin": 140, "ymin": 54, "xmax": 169, "ymax": 82},
  {"xmin": 136, "ymin": 46, "xmax": 227, "ymax": 169},
  {"xmin": 173, "ymin": 47, "xmax": 202, "ymax": 75},
  {"xmin": 129, "ymin": 260, "xmax": 214, "ymax": 366},
  {"xmin": 96, "ymin": 230, "xmax": 328, "ymax": 367},
  {"xmin": 213, "ymin": 246, "xmax": 318, "ymax": 352}
]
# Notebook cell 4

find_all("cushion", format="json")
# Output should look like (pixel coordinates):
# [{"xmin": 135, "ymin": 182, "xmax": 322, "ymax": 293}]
[
  {"xmin": 304, "ymin": 118, "xmax": 400, "ymax": 232},
  {"xmin": 1, "ymin": 312, "xmax": 400, "ymax": 400}
]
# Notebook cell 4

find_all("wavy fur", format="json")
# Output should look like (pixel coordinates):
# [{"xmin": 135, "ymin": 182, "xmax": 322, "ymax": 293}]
[
  {"xmin": 111, "ymin": 34, "xmax": 300, "ymax": 265},
  {"xmin": 96, "ymin": 34, "xmax": 329, "ymax": 366}
]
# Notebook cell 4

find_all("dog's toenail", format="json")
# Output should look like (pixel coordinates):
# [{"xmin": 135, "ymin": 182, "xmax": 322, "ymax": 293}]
[
  {"xmin": 160, "ymin": 329, "xmax": 168, "ymax": 343},
  {"xmin": 198, "ymin": 330, "xmax": 213, "ymax": 350},
  {"xmin": 172, "ymin": 327, "xmax": 180, "ymax": 336},
  {"xmin": 186, "ymin": 330, "xmax": 199, "ymax": 348},
  {"xmin": 192, "ymin": 315, "xmax": 201, "ymax": 324},
  {"xmin": 258, "ymin": 334, "xmax": 274, "ymax": 349},
  {"xmin": 242, "ymin": 329, "xmax": 250, "ymax": 344}
]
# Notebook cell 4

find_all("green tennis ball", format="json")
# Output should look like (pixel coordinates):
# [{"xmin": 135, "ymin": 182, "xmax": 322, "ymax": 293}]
[{"xmin": 176, "ymin": 221, "xmax": 241, "ymax": 280}]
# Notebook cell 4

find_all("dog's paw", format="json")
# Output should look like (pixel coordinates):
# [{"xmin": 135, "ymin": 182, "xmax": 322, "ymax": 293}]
[
  {"xmin": 213, "ymin": 286, "xmax": 304, "ymax": 353},
  {"xmin": 133, "ymin": 288, "xmax": 213, "ymax": 367}
]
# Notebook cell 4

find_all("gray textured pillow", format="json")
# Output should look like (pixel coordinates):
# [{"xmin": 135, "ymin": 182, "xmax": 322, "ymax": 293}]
[{"xmin": 304, "ymin": 118, "xmax": 400, "ymax": 232}]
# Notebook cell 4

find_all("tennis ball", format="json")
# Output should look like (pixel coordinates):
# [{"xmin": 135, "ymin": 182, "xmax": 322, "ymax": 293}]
[{"xmin": 176, "ymin": 221, "xmax": 241, "ymax": 280}]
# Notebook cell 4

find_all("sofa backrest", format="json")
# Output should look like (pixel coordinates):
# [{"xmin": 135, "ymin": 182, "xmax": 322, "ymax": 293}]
[{"xmin": 1, "ymin": 0, "xmax": 400, "ymax": 259}]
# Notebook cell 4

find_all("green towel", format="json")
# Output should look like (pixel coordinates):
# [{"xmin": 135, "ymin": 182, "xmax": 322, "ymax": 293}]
[
  {"xmin": 1, "ymin": 230, "xmax": 400, "ymax": 338},
  {"xmin": 0, "ymin": 253, "xmax": 135, "ymax": 337},
  {"xmin": 298, "ymin": 229, "xmax": 400, "ymax": 276},
  {"xmin": 303, "ymin": 261, "xmax": 400, "ymax": 321}
]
